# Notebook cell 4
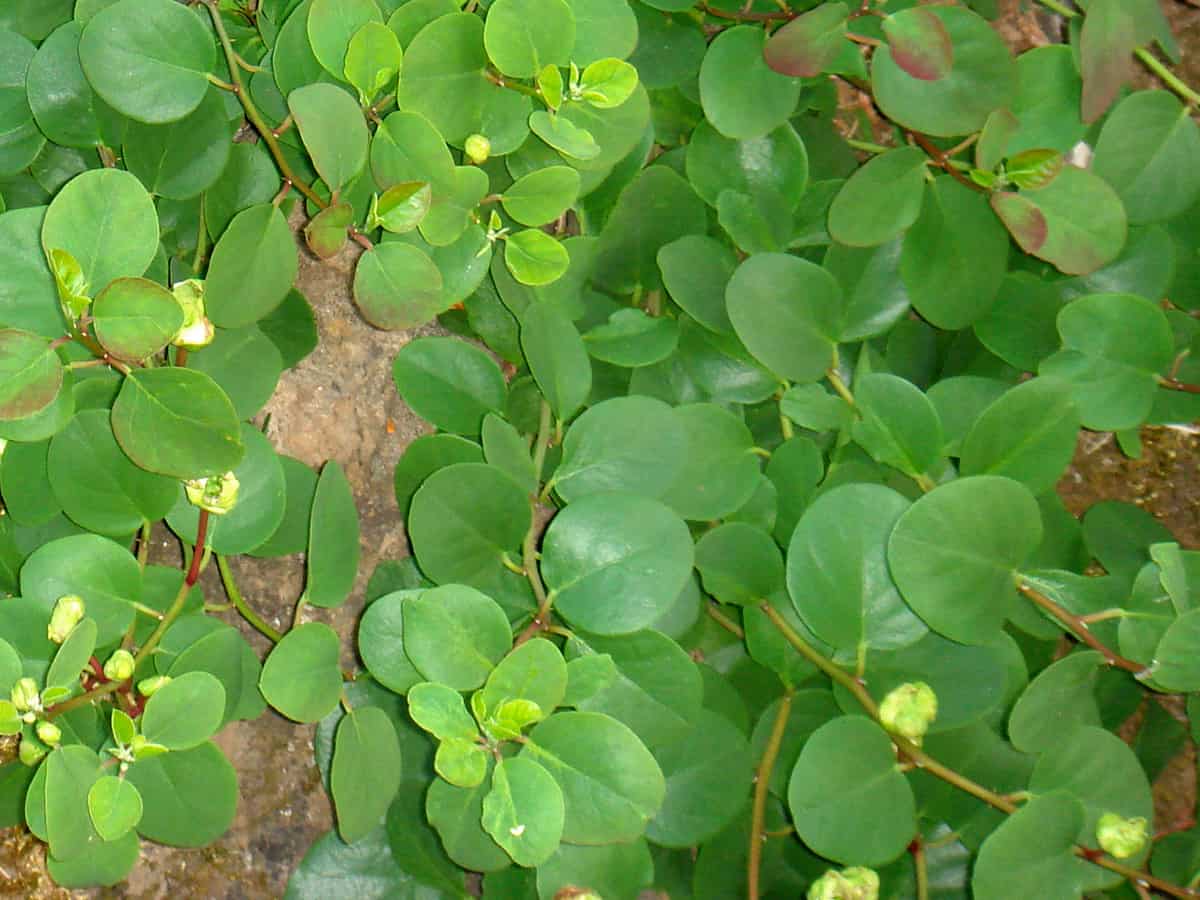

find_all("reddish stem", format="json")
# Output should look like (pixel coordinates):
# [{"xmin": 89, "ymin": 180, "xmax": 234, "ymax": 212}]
[{"xmin": 186, "ymin": 510, "xmax": 210, "ymax": 587}]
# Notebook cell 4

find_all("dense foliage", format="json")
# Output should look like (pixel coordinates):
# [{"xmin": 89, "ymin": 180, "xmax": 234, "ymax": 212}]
[{"xmin": 1, "ymin": 0, "xmax": 1200, "ymax": 896}]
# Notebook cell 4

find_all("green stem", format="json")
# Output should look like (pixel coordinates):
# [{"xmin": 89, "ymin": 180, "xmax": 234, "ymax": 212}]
[
  {"xmin": 217, "ymin": 554, "xmax": 283, "ymax": 643},
  {"xmin": 1135, "ymin": 48, "xmax": 1200, "ymax": 108},
  {"xmin": 514, "ymin": 401, "xmax": 557, "ymax": 646},
  {"xmin": 130, "ymin": 601, "xmax": 163, "ymax": 621},
  {"xmin": 1035, "ymin": 0, "xmax": 1076, "ymax": 16},
  {"xmin": 706, "ymin": 603, "xmax": 745, "ymax": 640},
  {"xmin": 202, "ymin": 1, "xmax": 326, "ymax": 210},
  {"xmin": 191, "ymin": 197, "xmax": 209, "ymax": 274},
  {"xmin": 749, "ymin": 690, "xmax": 793, "ymax": 900},
  {"xmin": 698, "ymin": 1, "xmax": 793, "ymax": 21},
  {"xmin": 531, "ymin": 399, "xmax": 553, "ymax": 485},
  {"xmin": 914, "ymin": 840, "xmax": 929, "ymax": 900},
  {"xmin": 826, "ymin": 368, "xmax": 856, "ymax": 408},
  {"xmin": 1016, "ymin": 582, "xmax": 1147, "ymax": 675}
]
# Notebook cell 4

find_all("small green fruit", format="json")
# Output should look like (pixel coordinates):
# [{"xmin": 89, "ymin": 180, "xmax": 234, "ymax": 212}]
[
  {"xmin": 1096, "ymin": 812, "xmax": 1148, "ymax": 859},
  {"xmin": 103, "ymin": 649, "xmax": 136, "ymax": 682},
  {"xmin": 464, "ymin": 133, "xmax": 491, "ymax": 164},
  {"xmin": 879, "ymin": 681, "xmax": 938, "ymax": 744},
  {"xmin": 47, "ymin": 594, "xmax": 86, "ymax": 644}
]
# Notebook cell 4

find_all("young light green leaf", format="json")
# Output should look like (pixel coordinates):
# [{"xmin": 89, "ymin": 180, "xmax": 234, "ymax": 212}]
[
  {"xmin": 481, "ymin": 756, "xmax": 564, "ymax": 866},
  {"xmin": 86, "ymin": 776, "xmax": 142, "ymax": 842},
  {"xmin": 344, "ymin": 21, "xmax": 403, "ymax": 106},
  {"xmin": 578, "ymin": 58, "xmax": 637, "ymax": 108}
]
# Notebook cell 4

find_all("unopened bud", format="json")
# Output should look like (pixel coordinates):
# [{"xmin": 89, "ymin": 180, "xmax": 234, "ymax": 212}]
[
  {"xmin": 11, "ymin": 678, "xmax": 39, "ymax": 713},
  {"xmin": 103, "ymin": 649, "xmax": 136, "ymax": 682},
  {"xmin": 19, "ymin": 736, "xmax": 47, "ymax": 767},
  {"xmin": 35, "ymin": 720, "xmax": 62, "ymax": 747},
  {"xmin": 808, "ymin": 867, "xmax": 880, "ymax": 900},
  {"xmin": 172, "ymin": 279, "xmax": 215, "ymax": 349},
  {"xmin": 464, "ymin": 133, "xmax": 491, "ymax": 164},
  {"xmin": 879, "ymin": 681, "xmax": 938, "ymax": 745},
  {"xmin": 138, "ymin": 675, "xmax": 171, "ymax": 697},
  {"xmin": 1096, "ymin": 813, "xmax": 1148, "ymax": 859},
  {"xmin": 47, "ymin": 594, "xmax": 86, "ymax": 643},
  {"xmin": 184, "ymin": 470, "xmax": 240, "ymax": 515}
]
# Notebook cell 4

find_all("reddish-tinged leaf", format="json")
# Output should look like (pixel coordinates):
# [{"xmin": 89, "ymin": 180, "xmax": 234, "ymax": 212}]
[
  {"xmin": 1079, "ymin": 0, "xmax": 1137, "ymax": 123},
  {"xmin": 990, "ymin": 192, "xmax": 1048, "ymax": 255},
  {"xmin": 1006, "ymin": 149, "xmax": 1064, "ymax": 191},
  {"xmin": 882, "ymin": 8, "xmax": 953, "ymax": 82},
  {"xmin": 763, "ymin": 2, "xmax": 848, "ymax": 78},
  {"xmin": 304, "ymin": 202, "xmax": 353, "ymax": 260}
]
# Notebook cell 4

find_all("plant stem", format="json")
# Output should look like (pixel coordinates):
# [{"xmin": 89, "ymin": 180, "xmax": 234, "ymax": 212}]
[
  {"xmin": 826, "ymin": 368, "xmax": 856, "ymax": 407},
  {"xmin": 748, "ymin": 690, "xmax": 793, "ymax": 900},
  {"xmin": 698, "ymin": 2, "xmax": 793, "ymax": 21},
  {"xmin": 1035, "ymin": 0, "xmax": 1076, "ymax": 18},
  {"xmin": 185, "ymin": 510, "xmax": 210, "ymax": 588},
  {"xmin": 706, "ymin": 603, "xmax": 745, "ymax": 639},
  {"xmin": 1016, "ymin": 582, "xmax": 1148, "ymax": 674},
  {"xmin": 217, "ymin": 554, "xmax": 283, "ymax": 643},
  {"xmin": 1159, "ymin": 375, "xmax": 1200, "ymax": 394},
  {"xmin": 910, "ymin": 132, "xmax": 985, "ymax": 192},
  {"xmin": 1136, "ymin": 48, "xmax": 1200, "ymax": 109},
  {"xmin": 191, "ymin": 198, "xmax": 209, "ymax": 274},
  {"xmin": 135, "ymin": 520, "xmax": 152, "ymax": 570},
  {"xmin": 531, "ymin": 399, "xmax": 553, "ymax": 484},
  {"xmin": 202, "ymin": 0, "xmax": 326, "ymax": 210},
  {"xmin": 514, "ymin": 401, "xmax": 556, "ymax": 646},
  {"xmin": 913, "ymin": 839, "xmax": 929, "ymax": 900}
]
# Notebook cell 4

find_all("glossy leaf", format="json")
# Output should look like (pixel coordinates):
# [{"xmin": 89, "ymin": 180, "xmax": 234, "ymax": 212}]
[
  {"xmin": 404, "ymin": 584, "xmax": 512, "ymax": 690},
  {"xmin": 354, "ymin": 241, "xmax": 445, "ymax": 330},
  {"xmin": 763, "ymin": 2, "xmax": 848, "ymax": 78},
  {"xmin": 289, "ymin": 83, "xmax": 370, "ymax": 192},
  {"xmin": 204, "ymin": 203, "xmax": 298, "ymax": 328},
  {"xmin": 392, "ymin": 337, "xmax": 506, "ymax": 435},
  {"xmin": 331, "ymin": 706, "xmax": 404, "ymax": 844},
  {"xmin": 260, "ymin": 622, "xmax": 344, "ymax": 723},
  {"xmin": 828, "ymin": 147, "xmax": 928, "ymax": 248}
]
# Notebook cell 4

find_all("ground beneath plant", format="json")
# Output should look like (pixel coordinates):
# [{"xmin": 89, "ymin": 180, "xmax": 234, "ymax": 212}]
[{"xmin": 3, "ymin": 1, "xmax": 1200, "ymax": 896}]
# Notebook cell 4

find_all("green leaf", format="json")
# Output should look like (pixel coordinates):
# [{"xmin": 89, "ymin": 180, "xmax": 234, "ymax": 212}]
[
  {"xmin": 501, "ymin": 167, "xmax": 581, "ymax": 227},
  {"xmin": 332, "ymin": 706, "xmax": 404, "ymax": 843},
  {"xmin": 125, "ymin": 741, "xmax": 237, "ymax": 847},
  {"xmin": 304, "ymin": 201, "xmax": 352, "ymax": 260},
  {"xmin": 0, "ymin": 207, "xmax": 63, "ymax": 339},
  {"xmin": 1007, "ymin": 651, "xmax": 1104, "ymax": 753},
  {"xmin": 285, "ymin": 826, "xmax": 431, "ymax": 898},
  {"xmin": 78, "ymin": 0, "xmax": 215, "ymax": 123},
  {"xmin": 25, "ymin": 22, "xmax": 112, "ymax": 150},
  {"xmin": 871, "ymin": 6, "xmax": 1015, "ymax": 137},
  {"xmin": 788, "ymin": 716, "xmax": 916, "ymax": 865},
  {"xmin": 960, "ymin": 377, "xmax": 1080, "ymax": 495},
  {"xmin": 481, "ymin": 413, "xmax": 537, "ymax": 493},
  {"xmin": 426, "ymin": 759, "xmax": 516, "ymax": 872},
  {"xmin": 658, "ymin": 403, "xmax": 761, "ymax": 521},
  {"xmin": 289, "ymin": 83, "xmax": 370, "ymax": 193},
  {"xmin": 111, "ymin": 367, "xmax": 243, "ymax": 480},
  {"xmin": 524, "ymin": 711, "xmax": 664, "ymax": 844},
  {"xmin": 92, "ymin": 278, "xmax": 183, "ymax": 363},
  {"xmin": 436, "ymin": 737, "xmax": 490, "ymax": 789},
  {"xmin": 1151, "ymin": 609, "xmax": 1200, "ymax": 692},
  {"xmin": 828, "ymin": 147, "xmax": 927, "ymax": 247},
  {"xmin": 86, "ymin": 776, "xmax": 142, "ymax": 842},
  {"xmin": 45, "ymin": 745, "xmax": 102, "ymax": 861},
  {"xmin": 484, "ymin": 0, "xmax": 575, "ymax": 78},
  {"xmin": 0, "ymin": 29, "xmax": 43, "ymax": 176},
  {"xmin": 551, "ymin": 395, "xmax": 686, "ymax": 502},
  {"xmin": 685, "ymin": 120, "xmax": 810, "ymax": 212},
  {"xmin": 141, "ymin": 671, "xmax": 225, "ymax": 751},
  {"xmin": 204, "ymin": 142, "xmax": 280, "ymax": 241},
  {"xmin": 205, "ymin": 203, "xmax": 298, "ymax": 328},
  {"xmin": 851, "ymin": 373, "xmax": 943, "ymax": 478},
  {"xmin": 371, "ymin": 182, "xmax": 431, "ymax": 234},
  {"xmin": 408, "ymin": 463, "xmax": 530, "ymax": 593},
  {"xmin": 888, "ymin": 476, "xmax": 1042, "ymax": 644},
  {"xmin": 404, "ymin": 584, "xmax": 512, "ymax": 690},
  {"xmin": 699, "ymin": 26, "xmax": 803, "ymax": 140},
  {"xmin": 344, "ymin": 21, "xmax": 403, "ymax": 105},
  {"xmin": 393, "ymin": 433, "xmax": 483, "ymax": 516},
  {"xmin": 408, "ymin": 681, "xmax": 479, "ymax": 741},
  {"xmin": 358, "ymin": 591, "xmax": 424, "ymax": 694},
  {"xmin": 537, "ymin": 840, "xmax": 654, "ymax": 900},
  {"xmin": 47, "ymin": 830, "xmax": 138, "ymax": 889},
  {"xmin": 972, "ymin": 792, "xmax": 1085, "ymax": 900},
  {"xmin": 881, "ymin": 8, "xmax": 953, "ymax": 82},
  {"xmin": 481, "ymin": 756, "xmax": 563, "ymax": 866},
  {"xmin": 695, "ymin": 522, "xmax": 783, "ymax": 607},
  {"xmin": 392, "ymin": 336, "xmax": 506, "ymax": 435},
  {"xmin": 307, "ymin": 0, "xmax": 383, "ymax": 80},
  {"xmin": 657, "ymin": 235, "xmax": 736, "ymax": 334},
  {"xmin": 41, "ymin": 169, "xmax": 158, "ymax": 292},
  {"xmin": 763, "ymin": 2, "xmax": 848, "ymax": 78},
  {"xmin": 260, "ymin": 622, "xmax": 344, "ymax": 723},
  {"xmin": 578, "ymin": 58, "xmax": 638, "ymax": 109},
  {"xmin": 990, "ymin": 165, "xmax": 1127, "ymax": 276},
  {"xmin": 542, "ymin": 492, "xmax": 693, "ymax": 635},
  {"xmin": 306, "ymin": 461, "xmax": 360, "ymax": 608},
  {"xmin": 528, "ymin": 110, "xmax": 601, "ymax": 161},
  {"xmin": 397, "ymin": 13, "xmax": 491, "ymax": 144},
  {"xmin": 45, "ymin": 618, "xmax": 97, "ymax": 692},
  {"xmin": 505, "ymin": 231, "xmax": 570, "ymax": 286},
  {"xmin": 0, "ymin": 330, "xmax": 65, "ymax": 422},
  {"xmin": 479, "ymin": 637, "xmax": 567, "ymax": 724},
  {"xmin": 123, "ymin": 87, "xmax": 233, "ymax": 201},
  {"xmin": 520, "ymin": 300, "xmax": 590, "ymax": 418}
]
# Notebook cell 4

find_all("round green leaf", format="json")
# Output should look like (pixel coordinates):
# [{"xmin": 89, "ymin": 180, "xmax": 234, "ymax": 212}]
[
  {"xmin": 111, "ymin": 367, "xmax": 244, "ymax": 480},
  {"xmin": 763, "ymin": 2, "xmax": 849, "ymax": 78},
  {"xmin": 397, "ymin": 13, "xmax": 491, "ymax": 143},
  {"xmin": 695, "ymin": 522, "xmax": 783, "ymax": 607},
  {"xmin": 482, "ymin": 756, "xmax": 564, "ymax": 866},
  {"xmin": 684, "ymin": 120, "xmax": 809, "ymax": 211},
  {"xmin": 78, "ymin": 0, "xmax": 215, "ymax": 124},
  {"xmin": 204, "ymin": 142, "xmax": 281, "ymax": 240},
  {"xmin": 529, "ymin": 110, "xmax": 601, "ymax": 161},
  {"xmin": 87, "ymin": 776, "xmax": 142, "ymax": 842},
  {"xmin": 543, "ymin": 492, "xmax": 694, "ymax": 635},
  {"xmin": 1151, "ymin": 608, "xmax": 1200, "ymax": 692},
  {"xmin": 260, "ymin": 621, "xmax": 344, "ymax": 723},
  {"xmin": 566, "ymin": 0, "xmax": 636, "ymax": 65},
  {"xmin": 289, "ymin": 83, "xmax": 370, "ymax": 192},
  {"xmin": 888, "ymin": 476, "xmax": 1042, "ymax": 644},
  {"xmin": 972, "ymin": 792, "xmax": 1085, "ymax": 900},
  {"xmin": 0, "ymin": 438, "xmax": 59, "ymax": 526},
  {"xmin": 404, "ymin": 583, "xmax": 512, "ymax": 690},
  {"xmin": 48, "ymin": 409, "xmax": 177, "ymax": 536},
  {"xmin": 200, "ymin": 203, "xmax": 298, "ymax": 328},
  {"xmin": 92, "ymin": 277, "xmax": 183, "ymax": 363},
  {"xmin": 506, "ymin": 230, "xmax": 571, "ymax": 286},
  {"xmin": 524, "ymin": 710, "xmax": 665, "ymax": 844},
  {"xmin": 479, "ymin": 637, "xmax": 568, "ymax": 722},
  {"xmin": 658, "ymin": 403, "xmax": 761, "ymax": 521},
  {"xmin": 1007, "ymin": 651, "xmax": 1104, "ymax": 753},
  {"xmin": 881, "ymin": 7, "xmax": 953, "ymax": 81},
  {"xmin": 25, "ymin": 22, "xmax": 112, "ymax": 149},
  {"xmin": 828, "ymin": 147, "xmax": 927, "ymax": 248},
  {"xmin": 358, "ymin": 590, "xmax": 424, "ymax": 694},
  {"xmin": 302, "ymin": 460, "xmax": 360, "ymax": 609},
  {"xmin": 787, "ymin": 484, "xmax": 926, "ymax": 655},
  {"xmin": 425, "ymin": 761, "xmax": 512, "ymax": 872},
  {"xmin": 788, "ymin": 715, "xmax": 916, "ymax": 865},
  {"xmin": 331, "ymin": 705, "xmax": 404, "ymax": 844},
  {"xmin": 583, "ymin": 308, "xmax": 677, "ymax": 367},
  {"xmin": 392, "ymin": 336, "xmax": 506, "ymax": 435},
  {"xmin": 141, "ymin": 671, "xmax": 225, "ymax": 751},
  {"xmin": 484, "ymin": 0, "xmax": 575, "ymax": 78},
  {"xmin": 123, "ymin": 87, "xmax": 233, "ymax": 200},
  {"xmin": 393, "ymin": 432, "xmax": 483, "ymax": 515},
  {"xmin": 41, "ymin": 169, "xmax": 158, "ymax": 292},
  {"xmin": 344, "ymin": 22, "xmax": 403, "ymax": 105},
  {"xmin": 972, "ymin": 272, "xmax": 1063, "ymax": 372},
  {"xmin": 725, "ymin": 252, "xmax": 841, "ymax": 383},
  {"xmin": 307, "ymin": 0, "xmax": 383, "ymax": 79},
  {"xmin": 184, "ymin": 324, "xmax": 284, "ymax": 421},
  {"xmin": 408, "ymin": 462, "xmax": 530, "ymax": 591},
  {"xmin": 520, "ymin": 300, "xmax": 591, "ymax": 419},
  {"xmin": 354, "ymin": 241, "xmax": 445, "ymax": 330},
  {"xmin": 657, "ymin": 235, "xmax": 736, "ymax": 334},
  {"xmin": 699, "ymin": 26, "xmax": 803, "ymax": 140},
  {"xmin": 851, "ymin": 372, "xmax": 943, "ymax": 478},
  {"xmin": 629, "ymin": 4, "xmax": 704, "ymax": 89},
  {"xmin": 408, "ymin": 680, "xmax": 479, "ymax": 741},
  {"xmin": 0, "ymin": 30, "xmax": 45, "ymax": 175},
  {"xmin": 871, "ymin": 5, "xmax": 1015, "ymax": 137},
  {"xmin": 0, "ymin": 207, "xmax": 62, "ymax": 339},
  {"xmin": 124, "ymin": 741, "xmax": 237, "ymax": 847},
  {"xmin": 0, "ymin": 329, "xmax": 64, "ymax": 422},
  {"xmin": 501, "ymin": 166, "xmax": 581, "ymax": 227}
]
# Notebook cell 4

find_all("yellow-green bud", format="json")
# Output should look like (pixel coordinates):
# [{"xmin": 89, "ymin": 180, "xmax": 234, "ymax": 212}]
[
  {"xmin": 1096, "ymin": 813, "xmax": 1148, "ymax": 859},
  {"xmin": 879, "ymin": 681, "xmax": 938, "ymax": 745},
  {"xmin": 35, "ymin": 720, "xmax": 62, "ymax": 747},
  {"xmin": 19, "ymin": 735, "xmax": 48, "ymax": 767},
  {"xmin": 172, "ymin": 279, "xmax": 215, "ymax": 349},
  {"xmin": 184, "ymin": 470, "xmax": 240, "ymax": 515},
  {"xmin": 808, "ymin": 867, "xmax": 880, "ymax": 900},
  {"xmin": 464, "ymin": 133, "xmax": 491, "ymax": 164},
  {"xmin": 103, "ymin": 649, "xmax": 136, "ymax": 682},
  {"xmin": 47, "ymin": 594, "xmax": 86, "ymax": 643},
  {"xmin": 138, "ymin": 675, "xmax": 171, "ymax": 697},
  {"xmin": 11, "ymin": 677, "xmax": 39, "ymax": 713}
]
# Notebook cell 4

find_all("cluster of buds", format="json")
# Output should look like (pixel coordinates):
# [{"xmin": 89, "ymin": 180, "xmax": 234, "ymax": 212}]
[
  {"xmin": 172, "ymin": 278, "xmax": 215, "ymax": 349},
  {"xmin": 1096, "ymin": 813, "xmax": 1149, "ymax": 859},
  {"xmin": 808, "ymin": 867, "xmax": 880, "ymax": 900},
  {"xmin": 879, "ymin": 681, "xmax": 938, "ymax": 746},
  {"xmin": 184, "ymin": 470, "xmax": 240, "ymax": 515},
  {"xmin": 11, "ymin": 677, "xmax": 43, "ymax": 722},
  {"xmin": 47, "ymin": 594, "xmax": 85, "ymax": 643},
  {"xmin": 7, "ymin": 677, "xmax": 61, "ymax": 765}
]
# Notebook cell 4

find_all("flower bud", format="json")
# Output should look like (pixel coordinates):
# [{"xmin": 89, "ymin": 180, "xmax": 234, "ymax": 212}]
[
  {"xmin": 19, "ymin": 735, "xmax": 47, "ymax": 767},
  {"xmin": 808, "ymin": 867, "xmax": 880, "ymax": 900},
  {"xmin": 103, "ymin": 649, "xmax": 136, "ymax": 682},
  {"xmin": 35, "ymin": 720, "xmax": 62, "ymax": 747},
  {"xmin": 184, "ymin": 470, "xmax": 240, "ymax": 515},
  {"xmin": 1096, "ymin": 812, "xmax": 1148, "ymax": 859},
  {"xmin": 171, "ymin": 279, "xmax": 215, "ymax": 349},
  {"xmin": 879, "ymin": 681, "xmax": 938, "ymax": 745},
  {"xmin": 464, "ymin": 133, "xmax": 491, "ymax": 164},
  {"xmin": 138, "ymin": 675, "xmax": 171, "ymax": 697},
  {"xmin": 47, "ymin": 594, "xmax": 86, "ymax": 643},
  {"xmin": 11, "ymin": 678, "xmax": 39, "ymax": 713}
]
